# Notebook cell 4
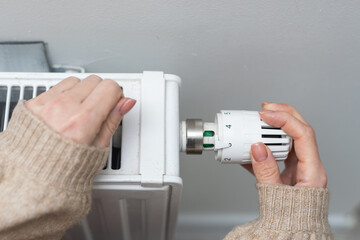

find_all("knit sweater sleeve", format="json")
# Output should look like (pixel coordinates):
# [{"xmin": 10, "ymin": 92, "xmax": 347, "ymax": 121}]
[
  {"xmin": 0, "ymin": 101, "xmax": 109, "ymax": 240},
  {"xmin": 224, "ymin": 183, "xmax": 334, "ymax": 240}
]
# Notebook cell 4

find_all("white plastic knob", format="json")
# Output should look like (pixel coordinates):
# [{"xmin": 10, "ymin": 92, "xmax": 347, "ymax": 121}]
[
  {"xmin": 212, "ymin": 110, "xmax": 292, "ymax": 164},
  {"xmin": 181, "ymin": 110, "xmax": 293, "ymax": 164}
]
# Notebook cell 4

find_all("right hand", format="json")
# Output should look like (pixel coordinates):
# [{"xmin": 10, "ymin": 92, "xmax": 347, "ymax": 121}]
[
  {"xmin": 243, "ymin": 103, "xmax": 327, "ymax": 188},
  {"xmin": 25, "ymin": 75, "xmax": 136, "ymax": 148}
]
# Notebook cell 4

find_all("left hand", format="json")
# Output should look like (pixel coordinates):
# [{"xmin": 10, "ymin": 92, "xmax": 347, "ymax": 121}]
[
  {"xmin": 25, "ymin": 75, "xmax": 136, "ymax": 148},
  {"xmin": 242, "ymin": 102, "xmax": 327, "ymax": 188}
]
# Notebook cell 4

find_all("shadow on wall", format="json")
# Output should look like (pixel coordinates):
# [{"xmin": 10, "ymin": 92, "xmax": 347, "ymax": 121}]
[
  {"xmin": 347, "ymin": 205, "xmax": 360, "ymax": 239},
  {"xmin": 335, "ymin": 205, "xmax": 360, "ymax": 239}
]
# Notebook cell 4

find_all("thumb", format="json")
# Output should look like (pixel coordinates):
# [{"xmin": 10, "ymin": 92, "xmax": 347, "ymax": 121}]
[
  {"xmin": 250, "ymin": 142, "xmax": 282, "ymax": 184},
  {"xmin": 93, "ymin": 97, "xmax": 136, "ymax": 147}
]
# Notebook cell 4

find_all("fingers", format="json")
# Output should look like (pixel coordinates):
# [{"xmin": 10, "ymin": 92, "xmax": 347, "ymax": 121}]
[
  {"xmin": 250, "ymin": 142, "xmax": 282, "ymax": 184},
  {"xmin": 82, "ymin": 79, "xmax": 123, "ymax": 135},
  {"xmin": 53, "ymin": 76, "xmax": 81, "ymax": 93},
  {"xmin": 259, "ymin": 110, "xmax": 319, "ymax": 163},
  {"xmin": 93, "ymin": 98, "xmax": 136, "ymax": 147},
  {"xmin": 66, "ymin": 75, "xmax": 103, "ymax": 102},
  {"xmin": 259, "ymin": 110, "xmax": 319, "ymax": 159},
  {"xmin": 259, "ymin": 110, "xmax": 326, "ymax": 188},
  {"xmin": 25, "ymin": 75, "xmax": 137, "ymax": 150},
  {"xmin": 262, "ymin": 102, "xmax": 308, "ymax": 125},
  {"xmin": 29, "ymin": 76, "xmax": 80, "ymax": 105}
]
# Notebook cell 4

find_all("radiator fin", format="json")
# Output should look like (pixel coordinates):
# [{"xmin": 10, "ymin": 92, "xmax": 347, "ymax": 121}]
[
  {"xmin": 36, "ymin": 86, "xmax": 46, "ymax": 96},
  {"xmin": 23, "ymin": 86, "xmax": 33, "ymax": 100},
  {"xmin": 0, "ymin": 86, "xmax": 7, "ymax": 132},
  {"xmin": 9, "ymin": 86, "xmax": 20, "ymax": 121}
]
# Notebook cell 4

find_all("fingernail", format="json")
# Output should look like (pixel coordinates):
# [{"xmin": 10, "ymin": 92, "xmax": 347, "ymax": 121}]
[
  {"xmin": 259, "ymin": 110, "xmax": 274, "ymax": 115},
  {"xmin": 251, "ymin": 143, "xmax": 268, "ymax": 162},
  {"xmin": 119, "ymin": 98, "xmax": 136, "ymax": 116}
]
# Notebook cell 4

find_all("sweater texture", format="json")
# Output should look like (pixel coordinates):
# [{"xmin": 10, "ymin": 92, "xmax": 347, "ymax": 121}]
[
  {"xmin": 223, "ymin": 184, "xmax": 333, "ymax": 239},
  {"xmin": 0, "ymin": 102, "xmax": 333, "ymax": 240},
  {"xmin": 0, "ymin": 102, "xmax": 109, "ymax": 240}
]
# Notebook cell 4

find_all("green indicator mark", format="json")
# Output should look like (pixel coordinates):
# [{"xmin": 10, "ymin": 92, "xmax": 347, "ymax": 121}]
[
  {"xmin": 203, "ymin": 131, "xmax": 214, "ymax": 137},
  {"xmin": 203, "ymin": 144, "xmax": 214, "ymax": 148}
]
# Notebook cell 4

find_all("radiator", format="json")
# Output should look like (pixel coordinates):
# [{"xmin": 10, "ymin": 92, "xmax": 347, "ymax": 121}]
[{"xmin": 0, "ymin": 71, "xmax": 182, "ymax": 240}]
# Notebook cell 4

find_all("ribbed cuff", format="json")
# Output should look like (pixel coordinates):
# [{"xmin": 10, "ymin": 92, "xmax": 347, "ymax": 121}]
[
  {"xmin": 0, "ymin": 101, "xmax": 110, "ymax": 193},
  {"xmin": 256, "ymin": 183, "xmax": 331, "ymax": 233}
]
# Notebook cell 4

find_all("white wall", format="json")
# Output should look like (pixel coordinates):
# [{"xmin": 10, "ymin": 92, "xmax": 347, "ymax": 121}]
[{"xmin": 1, "ymin": 0, "xmax": 359, "ymax": 238}]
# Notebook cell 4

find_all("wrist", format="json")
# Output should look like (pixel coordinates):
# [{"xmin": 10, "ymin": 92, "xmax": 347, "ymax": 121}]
[{"xmin": 0, "ymin": 101, "xmax": 109, "ymax": 193}]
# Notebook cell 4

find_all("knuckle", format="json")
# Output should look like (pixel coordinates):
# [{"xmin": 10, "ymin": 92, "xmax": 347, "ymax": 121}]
[
  {"xmin": 280, "ymin": 103, "xmax": 293, "ymax": 109},
  {"xmin": 277, "ymin": 103, "xmax": 300, "ymax": 117},
  {"xmin": 280, "ymin": 103, "xmax": 297, "ymax": 114},
  {"xmin": 88, "ymin": 74, "xmax": 103, "ymax": 82},
  {"xmin": 103, "ymin": 79, "xmax": 118, "ymax": 87},
  {"xmin": 287, "ymin": 104, "xmax": 297, "ymax": 114},
  {"xmin": 65, "ymin": 76, "xmax": 81, "ymax": 84},
  {"xmin": 304, "ymin": 125, "xmax": 316, "ymax": 137},
  {"xmin": 103, "ymin": 79, "xmax": 122, "ymax": 95}
]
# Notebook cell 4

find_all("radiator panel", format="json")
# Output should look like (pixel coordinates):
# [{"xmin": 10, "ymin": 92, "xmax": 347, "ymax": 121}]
[{"xmin": 85, "ymin": 186, "xmax": 170, "ymax": 240}]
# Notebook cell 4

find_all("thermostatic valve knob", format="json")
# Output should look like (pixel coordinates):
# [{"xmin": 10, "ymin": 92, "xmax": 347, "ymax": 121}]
[{"xmin": 180, "ymin": 110, "xmax": 293, "ymax": 164}]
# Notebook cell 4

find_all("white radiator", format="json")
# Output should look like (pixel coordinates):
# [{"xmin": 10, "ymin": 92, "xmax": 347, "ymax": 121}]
[{"xmin": 0, "ymin": 71, "xmax": 182, "ymax": 240}]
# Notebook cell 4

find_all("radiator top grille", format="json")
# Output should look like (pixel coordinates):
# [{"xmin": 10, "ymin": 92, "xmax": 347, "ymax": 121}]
[{"xmin": 0, "ymin": 85, "xmax": 50, "ymax": 131}]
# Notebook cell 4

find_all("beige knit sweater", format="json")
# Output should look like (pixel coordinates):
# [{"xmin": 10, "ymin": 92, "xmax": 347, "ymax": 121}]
[
  {"xmin": 0, "ymin": 102, "xmax": 333, "ymax": 240},
  {"xmin": 223, "ymin": 184, "xmax": 333, "ymax": 240}
]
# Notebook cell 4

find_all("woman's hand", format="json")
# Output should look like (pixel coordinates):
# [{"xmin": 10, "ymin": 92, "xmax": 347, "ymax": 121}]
[
  {"xmin": 25, "ymin": 75, "xmax": 136, "ymax": 147},
  {"xmin": 243, "ymin": 103, "xmax": 327, "ymax": 188}
]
